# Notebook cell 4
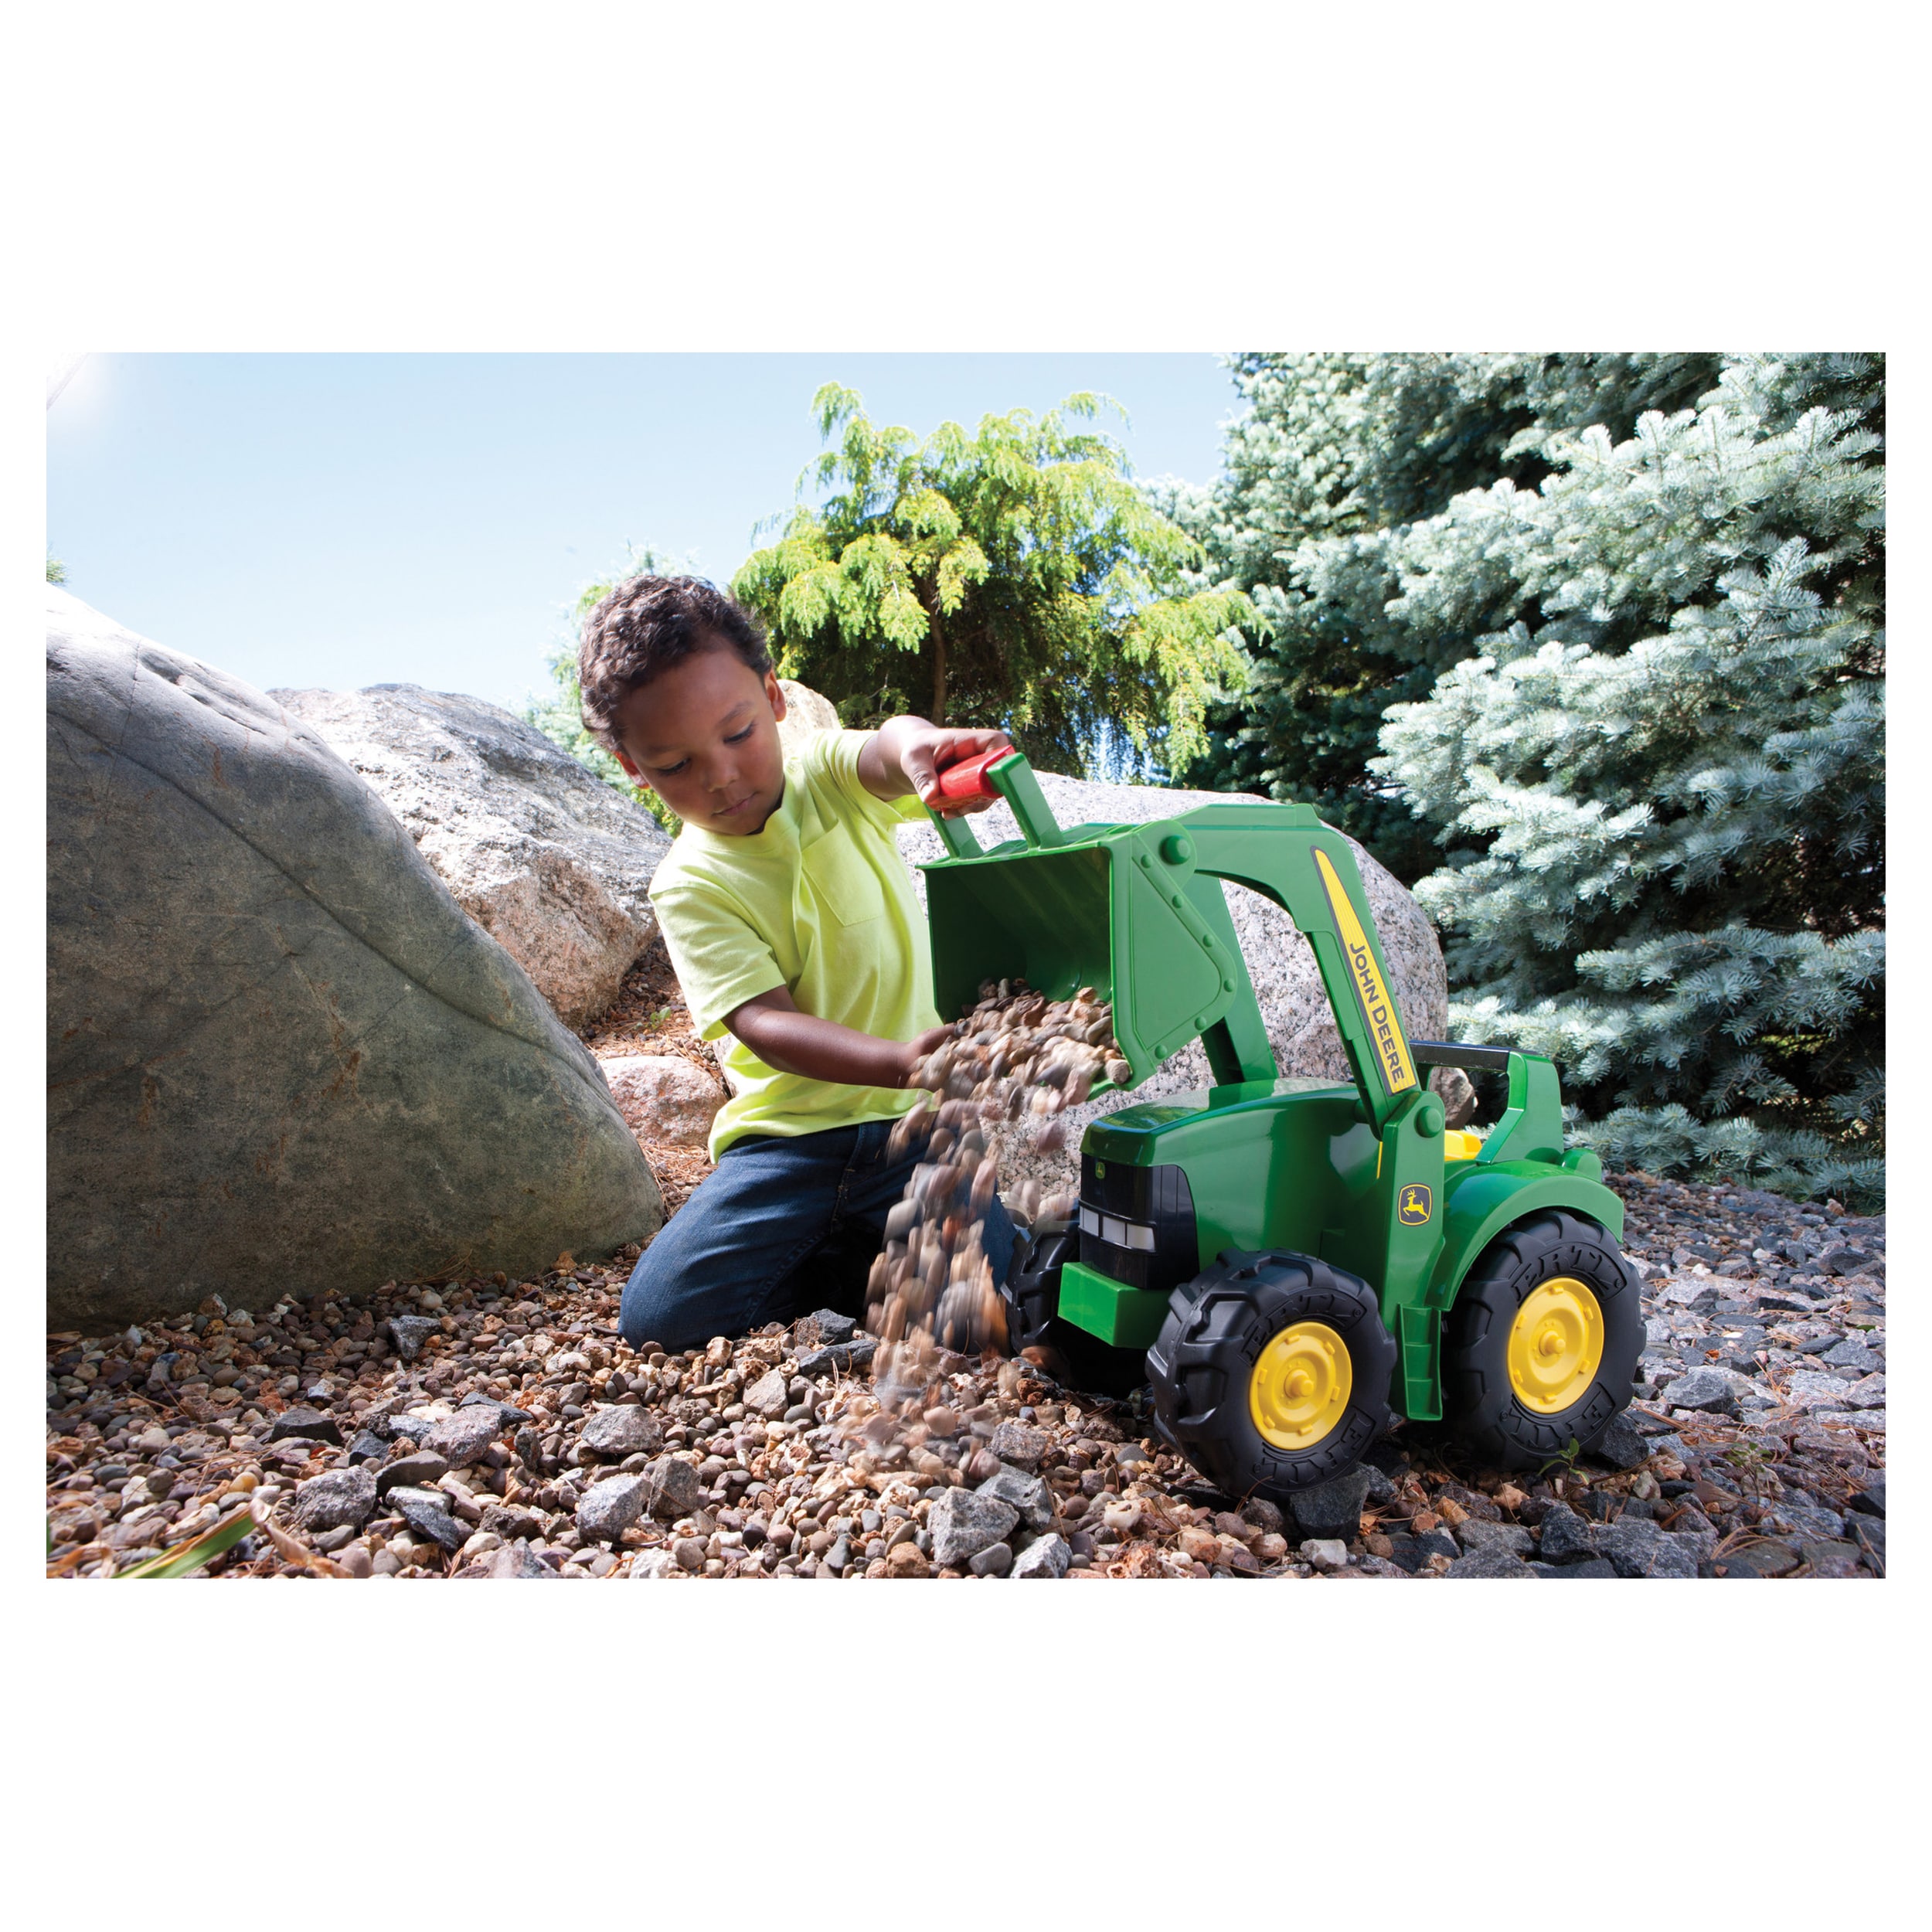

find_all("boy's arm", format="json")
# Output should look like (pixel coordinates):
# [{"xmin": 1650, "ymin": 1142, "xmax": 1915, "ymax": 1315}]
[
  {"xmin": 725, "ymin": 987, "xmax": 953, "ymax": 1088},
  {"xmin": 857, "ymin": 716, "xmax": 1014, "ymax": 816}
]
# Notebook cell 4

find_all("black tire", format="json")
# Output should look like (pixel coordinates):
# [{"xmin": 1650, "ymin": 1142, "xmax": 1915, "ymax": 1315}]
[
  {"xmin": 1444, "ymin": 1209, "xmax": 1643, "ymax": 1471},
  {"xmin": 1146, "ymin": 1250, "xmax": 1396, "ymax": 1499},
  {"xmin": 1002, "ymin": 1230, "xmax": 1149, "ymax": 1399}
]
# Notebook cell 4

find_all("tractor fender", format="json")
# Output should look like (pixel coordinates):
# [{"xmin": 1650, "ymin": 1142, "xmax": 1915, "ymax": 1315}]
[{"xmin": 1429, "ymin": 1160, "xmax": 1626, "ymax": 1310}]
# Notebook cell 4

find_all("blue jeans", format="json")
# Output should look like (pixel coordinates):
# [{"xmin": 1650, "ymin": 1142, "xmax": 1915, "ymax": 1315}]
[{"xmin": 619, "ymin": 1117, "xmax": 1019, "ymax": 1353}]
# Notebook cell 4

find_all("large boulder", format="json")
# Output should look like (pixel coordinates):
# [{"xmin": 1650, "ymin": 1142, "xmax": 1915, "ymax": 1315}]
[
  {"xmin": 776, "ymin": 679, "xmax": 841, "ymax": 758},
  {"xmin": 894, "ymin": 767, "xmax": 1466, "ymax": 1199},
  {"xmin": 274, "ymin": 683, "xmax": 670, "ymax": 1030},
  {"xmin": 46, "ymin": 592, "xmax": 663, "ymax": 1332}
]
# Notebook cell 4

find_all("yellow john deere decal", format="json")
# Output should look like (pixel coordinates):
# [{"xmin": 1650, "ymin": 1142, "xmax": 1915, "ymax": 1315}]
[
  {"xmin": 1398, "ymin": 1183, "xmax": 1433, "ymax": 1225},
  {"xmin": 1313, "ymin": 849, "xmax": 1417, "ymax": 1096}
]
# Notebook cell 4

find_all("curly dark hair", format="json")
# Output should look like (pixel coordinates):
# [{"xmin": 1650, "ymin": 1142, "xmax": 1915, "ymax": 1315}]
[{"xmin": 577, "ymin": 574, "xmax": 774, "ymax": 751}]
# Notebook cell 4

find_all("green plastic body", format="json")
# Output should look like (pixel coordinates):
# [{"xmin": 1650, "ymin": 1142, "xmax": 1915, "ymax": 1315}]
[{"xmin": 920, "ymin": 754, "xmax": 1623, "ymax": 1421}]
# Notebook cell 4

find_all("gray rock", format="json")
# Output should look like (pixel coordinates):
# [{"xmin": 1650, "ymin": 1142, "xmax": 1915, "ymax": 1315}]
[
  {"xmin": 1590, "ymin": 1518, "xmax": 1699, "ymax": 1579},
  {"xmin": 639, "ymin": 1455, "xmax": 704, "ymax": 1519},
  {"xmin": 628, "ymin": 1547, "xmax": 679, "ymax": 1579},
  {"xmin": 794, "ymin": 1309, "xmax": 857, "ymax": 1349},
  {"xmin": 969, "ymin": 1541, "xmax": 1014, "ymax": 1577},
  {"xmin": 579, "ymin": 1406, "xmax": 664, "ymax": 1460},
  {"xmin": 376, "ymin": 1450, "xmax": 451, "ymax": 1495},
  {"xmin": 1454, "ymin": 1519, "xmax": 1534, "ymax": 1558},
  {"xmin": 577, "ymin": 1474, "xmax": 648, "ymax": 1544},
  {"xmin": 1775, "ymin": 1502, "xmax": 1845, "ymax": 1541},
  {"xmin": 1288, "ymin": 1467, "xmax": 1372, "ymax": 1543},
  {"xmin": 1587, "ymin": 1412, "xmax": 1648, "ymax": 1471},
  {"xmin": 975, "ymin": 1464, "xmax": 1054, "ymax": 1530},
  {"xmin": 1534, "ymin": 1503, "xmax": 1594, "ymax": 1565},
  {"xmin": 988, "ymin": 1421, "xmax": 1049, "ymax": 1471},
  {"xmin": 1801, "ymin": 1539, "xmax": 1866, "ymax": 1579},
  {"xmin": 389, "ymin": 1488, "xmax": 467, "ymax": 1552},
  {"xmin": 458, "ymin": 1392, "xmax": 535, "ymax": 1425},
  {"xmin": 1849, "ymin": 1478, "xmax": 1886, "ymax": 1518},
  {"xmin": 479, "ymin": 1501, "xmax": 546, "ymax": 1542},
  {"xmin": 794, "ymin": 1338, "xmax": 878, "ymax": 1378},
  {"xmin": 927, "ymin": 1488, "xmax": 1021, "ymax": 1567},
  {"xmin": 1712, "ymin": 1541, "xmax": 1801, "ymax": 1578},
  {"xmin": 1846, "ymin": 1515, "xmax": 1886, "ymax": 1566},
  {"xmin": 1239, "ymin": 1495, "xmax": 1287, "ymax": 1533},
  {"xmin": 1657, "ymin": 1368, "xmax": 1740, "ymax": 1415},
  {"xmin": 896, "ymin": 767, "xmax": 1460, "ymax": 1194},
  {"xmin": 1360, "ymin": 1465, "xmax": 1397, "ymax": 1508},
  {"xmin": 45, "ymin": 590, "xmax": 664, "ymax": 1330},
  {"xmin": 1445, "ymin": 1549, "xmax": 1536, "ymax": 1578},
  {"xmin": 267, "ymin": 1407, "xmax": 342, "ymax": 1446},
  {"xmin": 423, "ymin": 1408, "xmax": 504, "ymax": 1468},
  {"xmin": 1784, "ymin": 1371, "xmax": 1862, "ymax": 1410},
  {"xmin": 1011, "ymin": 1532, "xmax": 1071, "ymax": 1578},
  {"xmin": 291, "ymin": 1464, "xmax": 377, "ymax": 1532},
  {"xmin": 275, "ymin": 681, "xmax": 670, "ymax": 1029},
  {"xmin": 1529, "ymin": 1557, "xmax": 1617, "ymax": 1578},
  {"xmin": 345, "ymin": 1430, "xmax": 389, "ymax": 1464},
  {"xmin": 385, "ymin": 1317, "xmax": 441, "ymax": 1362}
]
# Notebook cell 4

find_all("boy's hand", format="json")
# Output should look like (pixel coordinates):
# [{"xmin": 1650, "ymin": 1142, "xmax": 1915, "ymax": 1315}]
[
  {"xmin": 861, "ymin": 718, "xmax": 1015, "ymax": 816},
  {"xmin": 896, "ymin": 1022, "xmax": 958, "ymax": 1087}
]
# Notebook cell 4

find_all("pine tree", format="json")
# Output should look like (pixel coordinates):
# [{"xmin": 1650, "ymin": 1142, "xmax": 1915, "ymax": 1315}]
[
  {"xmin": 1165, "ymin": 354, "xmax": 1724, "ymax": 876},
  {"xmin": 1372, "ymin": 355, "xmax": 1884, "ymax": 1203},
  {"xmin": 732, "ymin": 385, "xmax": 1251, "ymax": 777}
]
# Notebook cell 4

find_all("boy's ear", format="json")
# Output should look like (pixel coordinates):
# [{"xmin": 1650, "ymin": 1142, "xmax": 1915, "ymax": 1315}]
[
  {"xmin": 764, "ymin": 671, "xmax": 787, "ymax": 723},
  {"xmin": 612, "ymin": 745, "xmax": 642, "ymax": 781}
]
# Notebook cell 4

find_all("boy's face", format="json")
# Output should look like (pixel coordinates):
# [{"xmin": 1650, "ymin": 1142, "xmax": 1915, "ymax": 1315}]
[{"xmin": 610, "ymin": 644, "xmax": 790, "ymax": 835}]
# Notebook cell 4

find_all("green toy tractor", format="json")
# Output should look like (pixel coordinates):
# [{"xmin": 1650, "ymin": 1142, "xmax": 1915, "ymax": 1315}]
[{"xmin": 921, "ymin": 750, "xmax": 1642, "ymax": 1501}]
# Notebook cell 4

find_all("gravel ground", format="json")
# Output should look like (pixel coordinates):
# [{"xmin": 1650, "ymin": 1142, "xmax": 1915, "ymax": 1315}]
[{"xmin": 44, "ymin": 1168, "xmax": 1885, "ymax": 1581}]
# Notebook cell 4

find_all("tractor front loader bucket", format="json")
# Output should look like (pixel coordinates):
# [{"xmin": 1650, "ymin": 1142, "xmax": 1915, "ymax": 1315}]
[{"xmin": 920, "ymin": 753, "xmax": 1274, "ymax": 1093}]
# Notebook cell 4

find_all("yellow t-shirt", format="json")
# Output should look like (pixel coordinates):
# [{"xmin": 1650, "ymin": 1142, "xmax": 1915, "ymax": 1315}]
[{"xmin": 648, "ymin": 729, "xmax": 939, "ymax": 1160}]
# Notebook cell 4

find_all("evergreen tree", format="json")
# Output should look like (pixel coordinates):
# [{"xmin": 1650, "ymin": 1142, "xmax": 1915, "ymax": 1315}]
[
  {"xmin": 1372, "ymin": 355, "xmax": 1884, "ymax": 1202},
  {"xmin": 732, "ymin": 384, "xmax": 1251, "ymax": 777},
  {"xmin": 1165, "ymin": 353, "xmax": 1724, "ymax": 876}
]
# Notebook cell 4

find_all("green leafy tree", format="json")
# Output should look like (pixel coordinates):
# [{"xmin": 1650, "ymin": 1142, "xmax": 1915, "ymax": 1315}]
[
  {"xmin": 731, "ymin": 384, "xmax": 1251, "ymax": 777},
  {"xmin": 46, "ymin": 555, "xmax": 66, "ymax": 584},
  {"xmin": 1163, "ymin": 354, "xmax": 1725, "ymax": 876},
  {"xmin": 523, "ymin": 543, "xmax": 691, "ymax": 832},
  {"xmin": 1370, "ymin": 355, "xmax": 1884, "ymax": 1202}
]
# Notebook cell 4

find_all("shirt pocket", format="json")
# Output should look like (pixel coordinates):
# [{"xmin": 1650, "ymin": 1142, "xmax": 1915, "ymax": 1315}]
[{"xmin": 801, "ymin": 824, "xmax": 886, "ymax": 928}]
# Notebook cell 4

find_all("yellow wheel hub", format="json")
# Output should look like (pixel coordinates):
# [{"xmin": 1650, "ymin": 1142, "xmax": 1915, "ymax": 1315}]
[
  {"xmin": 1250, "ymin": 1321, "xmax": 1352, "ymax": 1451},
  {"xmin": 1506, "ymin": 1277, "xmax": 1604, "ymax": 1414}
]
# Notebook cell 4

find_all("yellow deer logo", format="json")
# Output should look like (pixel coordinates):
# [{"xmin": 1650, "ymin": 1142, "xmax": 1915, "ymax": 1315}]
[{"xmin": 1398, "ymin": 1184, "xmax": 1433, "ymax": 1226}]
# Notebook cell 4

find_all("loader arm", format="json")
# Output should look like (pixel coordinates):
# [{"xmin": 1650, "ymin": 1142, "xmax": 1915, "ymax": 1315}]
[{"xmin": 1168, "ymin": 804, "xmax": 1421, "ymax": 1137}]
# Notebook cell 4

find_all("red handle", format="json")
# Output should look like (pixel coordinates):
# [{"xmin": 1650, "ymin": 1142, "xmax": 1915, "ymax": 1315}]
[{"xmin": 933, "ymin": 747, "xmax": 1012, "ymax": 804}]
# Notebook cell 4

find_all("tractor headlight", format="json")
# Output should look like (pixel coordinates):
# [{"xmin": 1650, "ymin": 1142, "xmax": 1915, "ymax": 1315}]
[{"xmin": 1077, "ymin": 1158, "xmax": 1198, "ymax": 1294}]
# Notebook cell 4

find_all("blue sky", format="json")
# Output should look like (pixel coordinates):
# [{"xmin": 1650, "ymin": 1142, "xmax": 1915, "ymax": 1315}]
[{"xmin": 46, "ymin": 354, "xmax": 1247, "ymax": 713}]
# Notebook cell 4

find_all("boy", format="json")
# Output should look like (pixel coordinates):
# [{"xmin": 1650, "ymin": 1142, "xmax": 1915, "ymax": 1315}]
[{"xmin": 577, "ymin": 573, "xmax": 1020, "ymax": 1352}]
